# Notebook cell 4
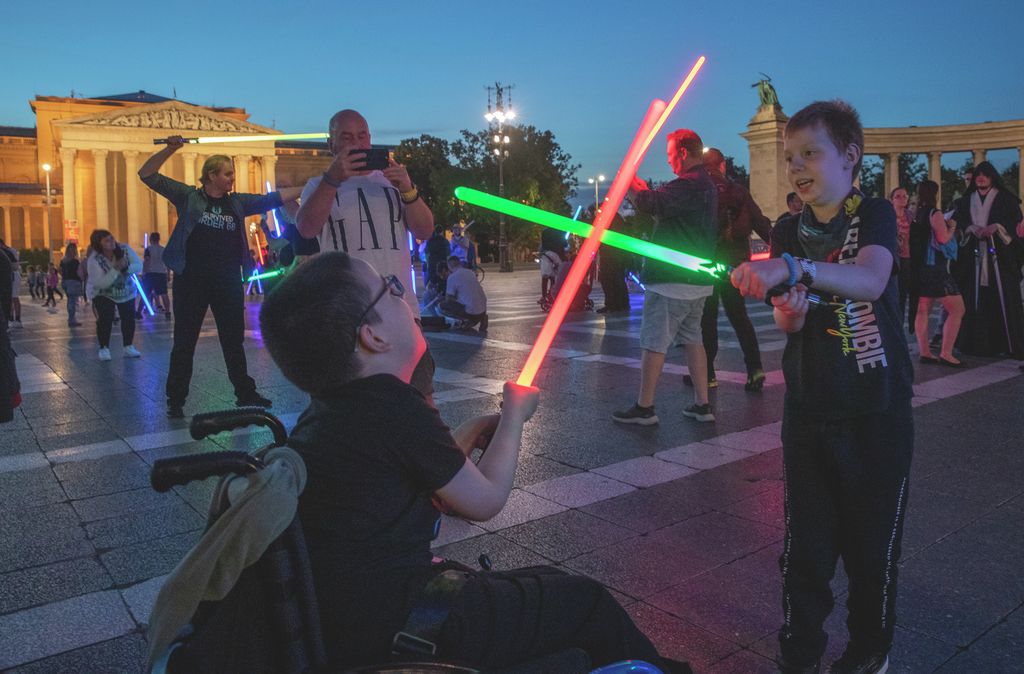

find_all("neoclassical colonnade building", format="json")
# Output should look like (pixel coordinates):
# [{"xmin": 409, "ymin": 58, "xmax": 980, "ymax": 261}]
[
  {"xmin": 743, "ymin": 102, "xmax": 1024, "ymax": 219},
  {"xmin": 0, "ymin": 91, "xmax": 332, "ymax": 255}
]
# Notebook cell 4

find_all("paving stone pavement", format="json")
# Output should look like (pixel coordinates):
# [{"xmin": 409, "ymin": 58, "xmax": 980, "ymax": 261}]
[{"xmin": 1, "ymin": 266, "xmax": 1022, "ymax": 673}]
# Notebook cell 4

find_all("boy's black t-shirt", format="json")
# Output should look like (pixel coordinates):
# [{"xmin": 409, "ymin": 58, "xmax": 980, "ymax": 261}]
[
  {"xmin": 186, "ymin": 195, "xmax": 243, "ymax": 278},
  {"xmin": 287, "ymin": 374, "xmax": 467, "ymax": 667},
  {"xmin": 770, "ymin": 197, "xmax": 913, "ymax": 419}
]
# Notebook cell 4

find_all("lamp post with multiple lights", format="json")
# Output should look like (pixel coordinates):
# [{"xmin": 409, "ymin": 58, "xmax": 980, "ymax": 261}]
[
  {"xmin": 587, "ymin": 174, "xmax": 606, "ymax": 213},
  {"xmin": 41, "ymin": 163, "xmax": 53, "ymax": 251},
  {"xmin": 485, "ymin": 82, "xmax": 515, "ymax": 272}
]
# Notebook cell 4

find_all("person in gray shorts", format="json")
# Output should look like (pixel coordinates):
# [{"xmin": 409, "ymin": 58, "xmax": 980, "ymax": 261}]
[{"xmin": 613, "ymin": 129, "xmax": 719, "ymax": 424}]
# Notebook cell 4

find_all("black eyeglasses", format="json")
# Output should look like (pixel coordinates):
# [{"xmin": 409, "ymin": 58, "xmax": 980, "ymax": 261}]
[{"xmin": 353, "ymin": 274, "xmax": 405, "ymax": 350}]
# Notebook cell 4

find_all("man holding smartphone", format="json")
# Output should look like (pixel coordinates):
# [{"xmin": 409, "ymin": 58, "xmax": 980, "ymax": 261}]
[{"xmin": 296, "ymin": 109, "xmax": 437, "ymax": 393}]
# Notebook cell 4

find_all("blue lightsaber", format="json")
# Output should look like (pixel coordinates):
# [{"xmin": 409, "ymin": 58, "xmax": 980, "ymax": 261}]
[
  {"xmin": 132, "ymin": 274, "xmax": 155, "ymax": 316},
  {"xmin": 266, "ymin": 181, "xmax": 282, "ymax": 237}
]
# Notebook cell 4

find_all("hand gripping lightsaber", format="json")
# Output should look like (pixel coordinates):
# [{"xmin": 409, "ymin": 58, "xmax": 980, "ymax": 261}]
[
  {"xmin": 153, "ymin": 133, "xmax": 328, "ymax": 145},
  {"xmin": 455, "ymin": 187, "xmax": 828, "ymax": 307}
]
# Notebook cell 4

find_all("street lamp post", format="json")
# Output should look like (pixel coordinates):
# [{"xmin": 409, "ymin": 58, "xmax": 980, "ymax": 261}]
[
  {"xmin": 485, "ymin": 82, "xmax": 515, "ymax": 272},
  {"xmin": 41, "ymin": 163, "xmax": 53, "ymax": 251},
  {"xmin": 586, "ymin": 174, "xmax": 606, "ymax": 213}
]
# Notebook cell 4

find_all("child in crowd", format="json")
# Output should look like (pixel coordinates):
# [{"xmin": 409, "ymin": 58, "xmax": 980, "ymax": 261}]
[
  {"xmin": 44, "ymin": 264, "xmax": 62, "ymax": 309},
  {"xmin": 730, "ymin": 100, "xmax": 913, "ymax": 674},
  {"xmin": 259, "ymin": 252, "xmax": 684, "ymax": 673},
  {"xmin": 26, "ymin": 266, "xmax": 38, "ymax": 300}
]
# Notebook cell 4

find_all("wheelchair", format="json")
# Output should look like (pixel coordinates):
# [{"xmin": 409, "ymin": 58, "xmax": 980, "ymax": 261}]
[{"xmin": 148, "ymin": 408, "xmax": 665, "ymax": 674}]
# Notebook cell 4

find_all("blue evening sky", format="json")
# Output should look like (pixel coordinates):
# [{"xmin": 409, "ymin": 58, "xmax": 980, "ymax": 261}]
[{"xmin": 3, "ymin": 0, "xmax": 1022, "ymax": 196}]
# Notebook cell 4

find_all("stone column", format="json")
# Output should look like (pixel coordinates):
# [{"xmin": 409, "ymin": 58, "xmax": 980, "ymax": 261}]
[
  {"xmin": 234, "ymin": 155, "xmax": 250, "ymax": 193},
  {"xmin": 60, "ymin": 148, "xmax": 77, "ymax": 222},
  {"xmin": 155, "ymin": 193, "xmax": 169, "ymax": 241},
  {"xmin": 23, "ymin": 208, "xmax": 33, "ymax": 249},
  {"xmin": 928, "ymin": 152, "xmax": 942, "ymax": 205},
  {"xmin": 123, "ymin": 150, "xmax": 142, "ymax": 249},
  {"xmin": 972, "ymin": 149, "xmax": 987, "ymax": 166},
  {"xmin": 1, "ymin": 208, "xmax": 10, "ymax": 245},
  {"xmin": 263, "ymin": 155, "xmax": 277, "ymax": 191},
  {"xmin": 1019, "ymin": 147, "xmax": 1024, "ymax": 203},
  {"xmin": 884, "ymin": 153, "xmax": 900, "ymax": 197},
  {"xmin": 182, "ymin": 152, "xmax": 197, "ymax": 187},
  {"xmin": 741, "ymin": 105, "xmax": 790, "ymax": 220},
  {"xmin": 93, "ymin": 149, "xmax": 110, "ymax": 231}
]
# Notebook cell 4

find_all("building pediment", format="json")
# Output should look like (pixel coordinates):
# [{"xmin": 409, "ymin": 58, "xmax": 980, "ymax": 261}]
[{"xmin": 54, "ymin": 101, "xmax": 277, "ymax": 135}]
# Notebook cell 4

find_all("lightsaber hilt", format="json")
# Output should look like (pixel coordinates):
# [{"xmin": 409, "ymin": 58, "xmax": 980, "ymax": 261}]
[{"xmin": 153, "ymin": 137, "xmax": 198, "ymax": 145}]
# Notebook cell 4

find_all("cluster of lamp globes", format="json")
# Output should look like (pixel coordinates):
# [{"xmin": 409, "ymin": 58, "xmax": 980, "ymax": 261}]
[{"xmin": 485, "ymin": 108, "xmax": 515, "ymax": 157}]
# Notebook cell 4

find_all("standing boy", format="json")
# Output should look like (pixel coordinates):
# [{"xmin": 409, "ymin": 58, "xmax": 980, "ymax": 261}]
[{"xmin": 731, "ymin": 100, "xmax": 913, "ymax": 674}]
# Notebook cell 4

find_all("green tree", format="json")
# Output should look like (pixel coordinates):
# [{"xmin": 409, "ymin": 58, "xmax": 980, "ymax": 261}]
[
  {"xmin": 859, "ymin": 157, "xmax": 884, "ymax": 197},
  {"xmin": 1001, "ymin": 161, "xmax": 1019, "ymax": 199},
  {"xmin": 858, "ymin": 155, "xmax": 926, "ymax": 198},
  {"xmin": 393, "ymin": 135, "xmax": 453, "ymax": 209},
  {"xmin": 450, "ymin": 124, "xmax": 579, "ymax": 256}
]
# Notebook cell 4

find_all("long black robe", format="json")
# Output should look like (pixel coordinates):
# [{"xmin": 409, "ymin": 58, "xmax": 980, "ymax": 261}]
[{"xmin": 952, "ymin": 189, "xmax": 1024, "ymax": 358}]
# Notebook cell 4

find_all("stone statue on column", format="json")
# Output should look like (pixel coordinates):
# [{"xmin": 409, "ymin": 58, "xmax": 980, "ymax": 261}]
[{"xmin": 752, "ymin": 74, "xmax": 780, "ymax": 109}]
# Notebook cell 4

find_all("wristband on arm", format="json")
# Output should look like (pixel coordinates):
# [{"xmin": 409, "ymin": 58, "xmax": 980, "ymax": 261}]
[{"xmin": 780, "ymin": 252, "xmax": 799, "ymax": 287}]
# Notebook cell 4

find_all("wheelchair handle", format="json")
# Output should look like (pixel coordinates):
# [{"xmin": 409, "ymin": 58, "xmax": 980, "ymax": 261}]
[
  {"xmin": 189, "ymin": 407, "xmax": 288, "ymax": 446},
  {"xmin": 151, "ymin": 451, "xmax": 265, "ymax": 492}
]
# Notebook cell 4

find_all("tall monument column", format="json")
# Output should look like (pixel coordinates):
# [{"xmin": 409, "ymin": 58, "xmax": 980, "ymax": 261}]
[
  {"xmin": 972, "ymin": 149, "xmax": 987, "ymax": 166},
  {"xmin": 155, "ymin": 194, "xmax": 169, "ymax": 240},
  {"xmin": 884, "ymin": 153, "xmax": 900, "ymax": 196},
  {"xmin": 741, "ymin": 105, "xmax": 790, "ymax": 221},
  {"xmin": 93, "ymin": 149, "xmax": 110, "ymax": 231},
  {"xmin": 60, "ymin": 148, "xmax": 77, "ymax": 222},
  {"xmin": 123, "ymin": 151, "xmax": 142, "ymax": 249}
]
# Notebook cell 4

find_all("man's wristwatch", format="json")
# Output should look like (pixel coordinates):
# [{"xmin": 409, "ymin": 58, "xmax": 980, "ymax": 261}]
[{"xmin": 795, "ymin": 257, "xmax": 817, "ymax": 287}]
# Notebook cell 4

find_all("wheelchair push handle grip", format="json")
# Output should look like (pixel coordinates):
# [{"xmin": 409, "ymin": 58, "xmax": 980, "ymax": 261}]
[
  {"xmin": 151, "ymin": 451, "xmax": 264, "ymax": 492},
  {"xmin": 189, "ymin": 407, "xmax": 288, "ymax": 445}
]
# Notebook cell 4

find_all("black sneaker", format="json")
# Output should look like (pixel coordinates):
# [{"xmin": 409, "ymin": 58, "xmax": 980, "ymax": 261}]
[
  {"xmin": 612, "ymin": 404, "xmax": 659, "ymax": 425},
  {"xmin": 166, "ymin": 403, "xmax": 185, "ymax": 419},
  {"xmin": 745, "ymin": 368, "xmax": 766, "ymax": 392},
  {"xmin": 827, "ymin": 646, "xmax": 889, "ymax": 674},
  {"xmin": 777, "ymin": 656, "xmax": 820, "ymax": 674},
  {"xmin": 682, "ymin": 403, "xmax": 715, "ymax": 422},
  {"xmin": 235, "ymin": 393, "xmax": 272, "ymax": 408}
]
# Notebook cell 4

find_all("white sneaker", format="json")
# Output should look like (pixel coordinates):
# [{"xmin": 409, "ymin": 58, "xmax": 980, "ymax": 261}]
[
  {"xmin": 123, "ymin": 345, "xmax": 141, "ymax": 358},
  {"xmin": 98, "ymin": 347, "xmax": 112, "ymax": 361}
]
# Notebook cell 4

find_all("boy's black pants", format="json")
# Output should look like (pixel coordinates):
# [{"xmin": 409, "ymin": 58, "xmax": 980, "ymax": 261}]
[
  {"xmin": 166, "ymin": 272, "xmax": 256, "ymax": 406},
  {"xmin": 439, "ymin": 566, "xmax": 664, "ymax": 670},
  {"xmin": 779, "ymin": 401, "xmax": 913, "ymax": 666}
]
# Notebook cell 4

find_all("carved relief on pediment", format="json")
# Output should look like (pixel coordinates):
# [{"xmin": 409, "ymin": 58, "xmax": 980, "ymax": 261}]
[{"xmin": 80, "ymin": 109, "xmax": 258, "ymax": 132}]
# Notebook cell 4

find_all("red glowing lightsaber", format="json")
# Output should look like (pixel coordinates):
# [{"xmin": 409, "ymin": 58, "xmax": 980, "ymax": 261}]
[
  {"xmin": 633, "ymin": 56, "xmax": 706, "ymax": 166},
  {"xmin": 516, "ymin": 58, "xmax": 705, "ymax": 386},
  {"xmin": 517, "ymin": 100, "xmax": 665, "ymax": 386}
]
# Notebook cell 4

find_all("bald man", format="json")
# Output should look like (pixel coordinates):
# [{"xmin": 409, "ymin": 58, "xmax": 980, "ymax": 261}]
[{"xmin": 296, "ymin": 109, "xmax": 437, "ymax": 392}]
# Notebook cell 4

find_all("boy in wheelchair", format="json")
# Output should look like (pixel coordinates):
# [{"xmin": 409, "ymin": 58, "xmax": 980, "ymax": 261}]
[{"xmin": 258, "ymin": 252, "xmax": 684, "ymax": 672}]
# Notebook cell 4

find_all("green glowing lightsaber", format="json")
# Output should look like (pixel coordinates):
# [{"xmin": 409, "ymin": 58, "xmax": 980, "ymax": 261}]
[
  {"xmin": 454, "ymin": 187, "xmax": 729, "ymax": 278},
  {"xmin": 154, "ymin": 133, "xmax": 328, "ymax": 145},
  {"xmin": 455, "ymin": 186, "xmax": 829, "ymax": 306},
  {"xmin": 245, "ymin": 268, "xmax": 285, "ymax": 283}
]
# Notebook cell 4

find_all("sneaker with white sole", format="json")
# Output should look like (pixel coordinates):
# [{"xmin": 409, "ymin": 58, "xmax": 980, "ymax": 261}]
[
  {"xmin": 612, "ymin": 404, "xmax": 659, "ymax": 425},
  {"xmin": 682, "ymin": 403, "xmax": 715, "ymax": 422},
  {"xmin": 123, "ymin": 345, "xmax": 141, "ymax": 358},
  {"xmin": 98, "ymin": 347, "xmax": 112, "ymax": 361}
]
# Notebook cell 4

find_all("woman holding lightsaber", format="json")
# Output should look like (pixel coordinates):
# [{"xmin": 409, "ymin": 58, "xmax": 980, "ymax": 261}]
[{"xmin": 139, "ymin": 135, "xmax": 303, "ymax": 418}]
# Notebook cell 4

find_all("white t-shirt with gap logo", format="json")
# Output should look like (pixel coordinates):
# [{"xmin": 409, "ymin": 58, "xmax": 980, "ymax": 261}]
[{"xmin": 301, "ymin": 172, "xmax": 418, "ymax": 316}]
